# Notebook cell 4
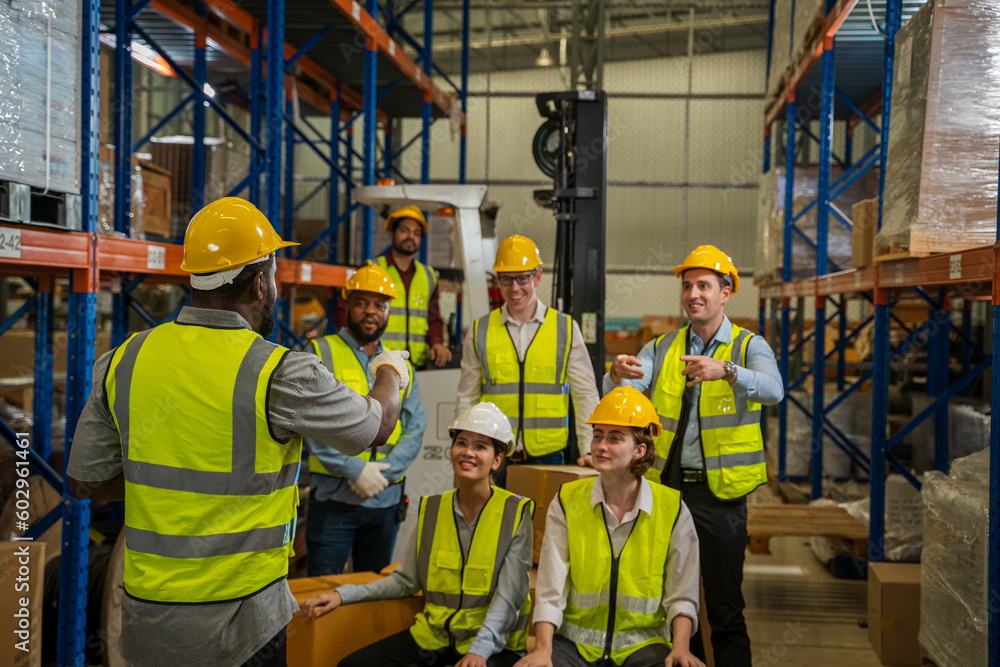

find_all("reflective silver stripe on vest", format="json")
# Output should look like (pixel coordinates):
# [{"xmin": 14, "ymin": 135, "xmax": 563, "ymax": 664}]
[
  {"xmin": 704, "ymin": 449, "xmax": 766, "ymax": 471},
  {"xmin": 559, "ymin": 621, "xmax": 670, "ymax": 652},
  {"xmin": 509, "ymin": 416, "xmax": 569, "ymax": 430},
  {"xmin": 383, "ymin": 331, "xmax": 427, "ymax": 343},
  {"xmin": 420, "ymin": 262, "xmax": 438, "ymax": 297},
  {"xmin": 113, "ymin": 329, "xmax": 155, "ymax": 459},
  {"xmin": 567, "ymin": 589, "xmax": 663, "ymax": 615},
  {"xmin": 418, "ymin": 494, "xmax": 523, "ymax": 612},
  {"xmin": 651, "ymin": 455, "xmax": 668, "ymax": 473},
  {"xmin": 482, "ymin": 382, "xmax": 569, "ymax": 396},
  {"xmin": 555, "ymin": 312, "xmax": 569, "ymax": 382},
  {"xmin": 314, "ymin": 337, "xmax": 334, "ymax": 372},
  {"xmin": 232, "ymin": 338, "xmax": 277, "ymax": 474},
  {"xmin": 700, "ymin": 411, "xmax": 762, "ymax": 430},
  {"xmin": 124, "ymin": 459, "xmax": 298, "ymax": 496},
  {"xmin": 731, "ymin": 328, "xmax": 752, "ymax": 366},
  {"xmin": 657, "ymin": 414, "xmax": 679, "ymax": 432},
  {"xmin": 475, "ymin": 317, "xmax": 492, "ymax": 386},
  {"xmin": 125, "ymin": 522, "xmax": 290, "ymax": 559},
  {"xmin": 403, "ymin": 309, "xmax": 429, "ymax": 319},
  {"xmin": 648, "ymin": 331, "xmax": 680, "ymax": 397}
]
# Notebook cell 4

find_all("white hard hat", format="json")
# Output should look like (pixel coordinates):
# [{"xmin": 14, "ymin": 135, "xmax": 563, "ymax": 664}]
[{"xmin": 449, "ymin": 402, "xmax": 516, "ymax": 457}]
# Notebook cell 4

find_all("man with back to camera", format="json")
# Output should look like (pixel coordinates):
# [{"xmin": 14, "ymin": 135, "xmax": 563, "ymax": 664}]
[
  {"xmin": 604, "ymin": 244, "xmax": 784, "ymax": 666},
  {"xmin": 456, "ymin": 234, "xmax": 600, "ymax": 479},
  {"xmin": 335, "ymin": 205, "xmax": 451, "ymax": 368},
  {"xmin": 66, "ymin": 197, "xmax": 411, "ymax": 667},
  {"xmin": 306, "ymin": 263, "xmax": 427, "ymax": 576}
]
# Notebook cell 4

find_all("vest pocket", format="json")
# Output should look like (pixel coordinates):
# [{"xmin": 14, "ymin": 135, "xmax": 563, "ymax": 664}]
[
  {"xmin": 434, "ymin": 550, "xmax": 463, "ymax": 590},
  {"xmin": 462, "ymin": 566, "xmax": 491, "ymax": 595}
]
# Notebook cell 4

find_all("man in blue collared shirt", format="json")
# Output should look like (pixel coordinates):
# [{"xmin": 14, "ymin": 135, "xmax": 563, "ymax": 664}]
[
  {"xmin": 306, "ymin": 265, "xmax": 427, "ymax": 576},
  {"xmin": 604, "ymin": 245, "xmax": 783, "ymax": 667}
]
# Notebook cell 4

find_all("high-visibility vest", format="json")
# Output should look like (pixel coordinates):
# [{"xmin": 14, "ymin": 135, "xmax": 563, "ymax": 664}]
[
  {"xmin": 410, "ymin": 488, "xmax": 534, "ymax": 653},
  {"xmin": 307, "ymin": 333, "xmax": 412, "ymax": 482},
  {"xmin": 105, "ymin": 323, "xmax": 301, "ymax": 604},
  {"xmin": 647, "ymin": 324, "xmax": 766, "ymax": 499},
  {"xmin": 558, "ymin": 477, "xmax": 681, "ymax": 665},
  {"xmin": 473, "ymin": 307, "xmax": 571, "ymax": 457},
  {"xmin": 377, "ymin": 255, "xmax": 438, "ymax": 367}
]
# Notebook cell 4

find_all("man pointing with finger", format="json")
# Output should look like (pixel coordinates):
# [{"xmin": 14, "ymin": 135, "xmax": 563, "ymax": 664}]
[{"xmin": 604, "ymin": 245, "xmax": 783, "ymax": 667}]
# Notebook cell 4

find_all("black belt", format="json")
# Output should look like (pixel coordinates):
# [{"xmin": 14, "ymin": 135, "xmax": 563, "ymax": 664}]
[{"xmin": 681, "ymin": 469, "xmax": 706, "ymax": 483}]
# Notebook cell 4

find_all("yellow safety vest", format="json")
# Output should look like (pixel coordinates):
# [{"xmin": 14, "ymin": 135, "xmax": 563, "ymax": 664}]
[
  {"xmin": 473, "ymin": 307, "xmax": 571, "ymax": 457},
  {"xmin": 558, "ymin": 477, "xmax": 681, "ymax": 665},
  {"xmin": 647, "ymin": 324, "xmax": 765, "ymax": 499},
  {"xmin": 410, "ymin": 488, "xmax": 534, "ymax": 653},
  {"xmin": 105, "ymin": 323, "xmax": 301, "ymax": 604},
  {"xmin": 377, "ymin": 255, "xmax": 438, "ymax": 367},
  {"xmin": 307, "ymin": 333, "xmax": 412, "ymax": 482}
]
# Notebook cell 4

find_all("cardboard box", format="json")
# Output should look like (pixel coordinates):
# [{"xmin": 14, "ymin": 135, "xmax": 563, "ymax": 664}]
[
  {"xmin": 0, "ymin": 541, "xmax": 46, "ymax": 667},
  {"xmin": 506, "ymin": 465, "xmax": 600, "ymax": 564},
  {"xmin": 0, "ymin": 331, "xmax": 111, "ymax": 379},
  {"xmin": 852, "ymin": 198, "xmax": 878, "ymax": 268},
  {"xmin": 287, "ymin": 573, "xmax": 424, "ymax": 667},
  {"xmin": 868, "ymin": 562, "xmax": 921, "ymax": 666},
  {"xmin": 137, "ymin": 160, "xmax": 173, "ymax": 238}
]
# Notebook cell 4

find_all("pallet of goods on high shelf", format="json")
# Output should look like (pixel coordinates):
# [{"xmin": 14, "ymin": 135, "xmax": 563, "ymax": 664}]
[
  {"xmin": 919, "ymin": 448, "xmax": 988, "ymax": 666},
  {"xmin": 766, "ymin": 0, "xmax": 826, "ymax": 102},
  {"xmin": 851, "ymin": 198, "xmax": 878, "ymax": 268},
  {"xmin": 97, "ymin": 155, "xmax": 173, "ymax": 239},
  {"xmin": 907, "ymin": 394, "xmax": 990, "ymax": 474},
  {"xmin": 878, "ymin": 0, "xmax": 1000, "ymax": 258},
  {"xmin": 786, "ymin": 384, "xmax": 874, "ymax": 479},
  {"xmin": 756, "ymin": 166, "xmax": 880, "ymax": 283}
]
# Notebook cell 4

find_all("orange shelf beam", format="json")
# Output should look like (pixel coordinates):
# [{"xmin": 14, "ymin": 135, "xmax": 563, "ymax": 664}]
[
  {"xmin": 277, "ymin": 259, "xmax": 352, "ymax": 288},
  {"xmin": 96, "ymin": 237, "xmax": 188, "ymax": 282}
]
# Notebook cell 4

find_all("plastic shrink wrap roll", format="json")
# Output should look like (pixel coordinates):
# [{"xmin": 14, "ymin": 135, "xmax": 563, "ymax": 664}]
[
  {"xmin": 879, "ymin": 0, "xmax": 1000, "ymax": 256},
  {"xmin": 918, "ymin": 448, "xmax": 988, "ymax": 666}
]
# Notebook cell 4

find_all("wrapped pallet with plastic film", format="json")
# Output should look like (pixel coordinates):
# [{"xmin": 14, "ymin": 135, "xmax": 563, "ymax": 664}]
[
  {"xmin": 878, "ymin": 0, "xmax": 1000, "ymax": 256},
  {"xmin": 0, "ymin": 0, "xmax": 80, "ymax": 193},
  {"xmin": 919, "ymin": 448, "xmax": 988, "ymax": 665},
  {"xmin": 766, "ymin": 0, "xmax": 791, "ymax": 101}
]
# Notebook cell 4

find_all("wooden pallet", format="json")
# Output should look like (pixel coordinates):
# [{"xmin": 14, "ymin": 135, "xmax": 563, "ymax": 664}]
[{"xmin": 746, "ymin": 504, "xmax": 868, "ymax": 556}]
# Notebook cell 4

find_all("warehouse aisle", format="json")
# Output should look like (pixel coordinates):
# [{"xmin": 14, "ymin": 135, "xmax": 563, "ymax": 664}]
[{"xmin": 744, "ymin": 536, "xmax": 882, "ymax": 665}]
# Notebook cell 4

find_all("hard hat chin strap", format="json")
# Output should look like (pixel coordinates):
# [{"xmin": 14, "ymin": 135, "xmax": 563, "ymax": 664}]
[{"xmin": 189, "ymin": 254, "xmax": 271, "ymax": 291}]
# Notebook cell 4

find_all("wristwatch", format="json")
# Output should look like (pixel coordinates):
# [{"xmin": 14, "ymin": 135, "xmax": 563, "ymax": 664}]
[{"xmin": 723, "ymin": 361, "xmax": 738, "ymax": 379}]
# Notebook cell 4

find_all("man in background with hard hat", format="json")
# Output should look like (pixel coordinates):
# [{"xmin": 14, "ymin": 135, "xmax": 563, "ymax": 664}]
[
  {"xmin": 456, "ymin": 235, "xmax": 600, "ymax": 476},
  {"xmin": 306, "ymin": 263, "xmax": 427, "ymax": 576},
  {"xmin": 66, "ymin": 198, "xmax": 411, "ymax": 667},
  {"xmin": 337, "ymin": 205, "xmax": 451, "ymax": 368},
  {"xmin": 605, "ymin": 244, "xmax": 783, "ymax": 667}
]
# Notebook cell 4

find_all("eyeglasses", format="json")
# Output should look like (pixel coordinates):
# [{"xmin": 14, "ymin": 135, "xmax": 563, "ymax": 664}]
[{"xmin": 497, "ymin": 269, "xmax": 537, "ymax": 287}]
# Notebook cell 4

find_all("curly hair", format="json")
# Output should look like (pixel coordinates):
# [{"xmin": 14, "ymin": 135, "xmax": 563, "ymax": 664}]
[{"xmin": 628, "ymin": 426, "xmax": 657, "ymax": 478}]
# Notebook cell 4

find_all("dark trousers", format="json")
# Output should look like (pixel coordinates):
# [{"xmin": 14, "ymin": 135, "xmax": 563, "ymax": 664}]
[
  {"xmin": 338, "ymin": 629, "xmax": 522, "ymax": 667},
  {"xmin": 306, "ymin": 497, "xmax": 399, "ymax": 576},
  {"xmin": 683, "ymin": 480, "xmax": 752, "ymax": 667},
  {"xmin": 494, "ymin": 450, "xmax": 565, "ymax": 489},
  {"xmin": 549, "ymin": 634, "xmax": 671, "ymax": 667},
  {"xmin": 240, "ymin": 628, "xmax": 286, "ymax": 667}
]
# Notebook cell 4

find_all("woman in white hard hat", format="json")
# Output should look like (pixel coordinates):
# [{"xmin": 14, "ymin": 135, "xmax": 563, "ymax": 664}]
[
  {"xmin": 300, "ymin": 402, "xmax": 534, "ymax": 667},
  {"xmin": 517, "ymin": 386, "xmax": 703, "ymax": 667}
]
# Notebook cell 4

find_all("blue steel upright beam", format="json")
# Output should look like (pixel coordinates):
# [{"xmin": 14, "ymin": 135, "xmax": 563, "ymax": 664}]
[
  {"xmin": 191, "ymin": 1, "xmax": 207, "ymax": 214},
  {"xmin": 250, "ymin": 28, "xmax": 263, "ymax": 205},
  {"xmin": 419, "ymin": 0, "xmax": 433, "ymax": 265},
  {"xmin": 930, "ymin": 290, "xmax": 949, "ymax": 472},
  {"xmin": 361, "ymin": 0, "xmax": 378, "ymax": 261},
  {"xmin": 384, "ymin": 121, "xmax": 393, "ymax": 179},
  {"xmin": 265, "ymin": 0, "xmax": 285, "ymax": 226},
  {"xmin": 778, "ymin": 99, "xmax": 796, "ymax": 483},
  {"xmin": 878, "ymin": 0, "xmax": 902, "ymax": 230},
  {"xmin": 113, "ymin": 0, "xmax": 134, "ymax": 349},
  {"xmin": 284, "ymin": 94, "xmax": 296, "ymax": 251},
  {"xmin": 989, "ymin": 136, "xmax": 1000, "ymax": 667},
  {"xmin": 869, "ymin": 287, "xmax": 890, "ymax": 562},
  {"xmin": 961, "ymin": 300, "xmax": 972, "ymax": 396},
  {"xmin": 459, "ymin": 0, "xmax": 470, "ymax": 183},
  {"xmin": 61, "ymin": 0, "xmax": 101, "ymax": 661},
  {"xmin": 33, "ymin": 283, "xmax": 54, "ymax": 461},
  {"xmin": 836, "ymin": 297, "xmax": 847, "ymax": 391},
  {"xmin": 329, "ymin": 86, "xmax": 341, "ymax": 270}
]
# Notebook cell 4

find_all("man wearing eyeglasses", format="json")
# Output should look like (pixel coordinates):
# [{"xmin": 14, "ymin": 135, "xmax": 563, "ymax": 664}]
[
  {"xmin": 456, "ymin": 235, "xmax": 600, "ymax": 479},
  {"xmin": 306, "ymin": 264, "xmax": 427, "ymax": 575}
]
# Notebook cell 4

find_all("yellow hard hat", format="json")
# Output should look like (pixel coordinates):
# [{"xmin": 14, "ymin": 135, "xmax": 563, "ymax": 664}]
[
  {"xmin": 180, "ymin": 197, "xmax": 298, "ymax": 274},
  {"xmin": 342, "ymin": 263, "xmax": 399, "ymax": 300},
  {"xmin": 673, "ymin": 244, "xmax": 740, "ymax": 294},
  {"xmin": 586, "ymin": 386, "xmax": 662, "ymax": 437},
  {"xmin": 493, "ymin": 235, "xmax": 542, "ymax": 273},
  {"xmin": 384, "ymin": 206, "xmax": 428, "ymax": 234}
]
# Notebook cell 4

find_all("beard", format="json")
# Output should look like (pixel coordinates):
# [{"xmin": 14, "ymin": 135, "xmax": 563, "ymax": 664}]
[
  {"xmin": 348, "ymin": 317, "xmax": 388, "ymax": 345},
  {"xmin": 258, "ymin": 280, "xmax": 277, "ymax": 339},
  {"xmin": 393, "ymin": 238, "xmax": 418, "ymax": 256}
]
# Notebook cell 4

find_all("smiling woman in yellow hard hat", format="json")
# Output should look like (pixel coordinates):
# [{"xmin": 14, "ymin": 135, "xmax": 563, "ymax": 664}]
[
  {"xmin": 65, "ymin": 197, "xmax": 412, "ymax": 667},
  {"xmin": 604, "ymin": 244, "xmax": 784, "ymax": 664},
  {"xmin": 301, "ymin": 402, "xmax": 534, "ymax": 667},
  {"xmin": 518, "ymin": 386, "xmax": 703, "ymax": 667}
]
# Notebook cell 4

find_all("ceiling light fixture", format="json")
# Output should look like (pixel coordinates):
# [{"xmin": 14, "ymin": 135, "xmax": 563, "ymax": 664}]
[{"xmin": 535, "ymin": 48, "xmax": 553, "ymax": 68}]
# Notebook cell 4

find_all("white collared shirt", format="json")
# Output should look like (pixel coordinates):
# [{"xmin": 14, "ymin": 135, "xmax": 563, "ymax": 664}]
[
  {"xmin": 533, "ymin": 475, "xmax": 701, "ymax": 635},
  {"xmin": 456, "ymin": 299, "xmax": 601, "ymax": 455}
]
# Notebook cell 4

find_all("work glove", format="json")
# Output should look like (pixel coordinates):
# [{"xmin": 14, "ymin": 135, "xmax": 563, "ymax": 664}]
[
  {"xmin": 348, "ymin": 461, "xmax": 391, "ymax": 499},
  {"xmin": 369, "ymin": 350, "xmax": 411, "ymax": 391}
]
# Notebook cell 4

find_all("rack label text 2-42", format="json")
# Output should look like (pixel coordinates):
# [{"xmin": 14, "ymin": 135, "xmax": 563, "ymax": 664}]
[{"xmin": 0, "ymin": 227, "xmax": 22, "ymax": 259}]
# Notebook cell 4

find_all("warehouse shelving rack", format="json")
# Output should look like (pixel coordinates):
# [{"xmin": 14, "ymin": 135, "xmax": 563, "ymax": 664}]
[
  {"xmin": 761, "ymin": 0, "xmax": 1000, "ymax": 662},
  {"xmin": 0, "ymin": 0, "xmax": 471, "ymax": 662}
]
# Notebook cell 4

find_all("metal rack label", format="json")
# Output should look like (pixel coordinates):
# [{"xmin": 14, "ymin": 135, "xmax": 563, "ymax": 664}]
[
  {"xmin": 950, "ymin": 255, "xmax": 962, "ymax": 280},
  {"xmin": 301, "ymin": 263, "xmax": 313, "ymax": 283},
  {"xmin": 147, "ymin": 245, "xmax": 166, "ymax": 271},
  {"xmin": 0, "ymin": 228, "xmax": 21, "ymax": 259}
]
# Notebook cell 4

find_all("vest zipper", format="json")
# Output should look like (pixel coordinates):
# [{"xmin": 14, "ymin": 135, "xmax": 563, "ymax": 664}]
[
  {"xmin": 443, "ymin": 489, "xmax": 491, "ymax": 647},
  {"xmin": 505, "ymin": 311, "xmax": 546, "ymax": 454},
  {"xmin": 600, "ymin": 505, "xmax": 638, "ymax": 662}
]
